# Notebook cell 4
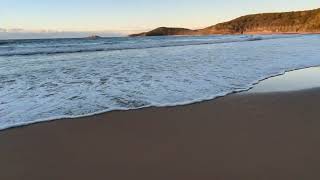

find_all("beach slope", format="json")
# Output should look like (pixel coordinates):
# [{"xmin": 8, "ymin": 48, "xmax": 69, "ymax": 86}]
[{"xmin": 1, "ymin": 88, "xmax": 320, "ymax": 180}]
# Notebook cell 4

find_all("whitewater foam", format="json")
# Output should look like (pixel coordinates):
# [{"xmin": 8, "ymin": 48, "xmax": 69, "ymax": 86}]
[{"xmin": 0, "ymin": 35, "xmax": 320, "ymax": 130}]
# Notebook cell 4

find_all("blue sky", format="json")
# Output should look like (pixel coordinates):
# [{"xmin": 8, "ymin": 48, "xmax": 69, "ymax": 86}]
[{"xmin": 1, "ymin": 0, "xmax": 319, "ymax": 37}]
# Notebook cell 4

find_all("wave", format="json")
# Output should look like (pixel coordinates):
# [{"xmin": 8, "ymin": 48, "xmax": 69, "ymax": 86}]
[
  {"xmin": 1, "ymin": 34, "xmax": 318, "ymax": 131},
  {"xmin": 0, "ymin": 65, "xmax": 318, "ymax": 131},
  {"xmin": 0, "ymin": 35, "xmax": 297, "ymax": 57},
  {"xmin": 0, "ymin": 41, "xmax": 12, "ymax": 45}
]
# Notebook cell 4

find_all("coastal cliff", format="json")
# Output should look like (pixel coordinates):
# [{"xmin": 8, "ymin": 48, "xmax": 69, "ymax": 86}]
[{"xmin": 130, "ymin": 8, "xmax": 320, "ymax": 36}]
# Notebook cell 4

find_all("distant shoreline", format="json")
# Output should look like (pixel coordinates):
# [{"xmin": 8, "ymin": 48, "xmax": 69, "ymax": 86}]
[{"xmin": 129, "ymin": 32, "xmax": 320, "ymax": 37}]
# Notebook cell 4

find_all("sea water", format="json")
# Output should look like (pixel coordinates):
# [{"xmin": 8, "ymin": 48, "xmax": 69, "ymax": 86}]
[{"xmin": 1, "ymin": 35, "xmax": 320, "ymax": 130}]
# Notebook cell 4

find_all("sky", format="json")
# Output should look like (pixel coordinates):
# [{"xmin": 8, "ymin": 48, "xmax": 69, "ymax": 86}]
[{"xmin": 1, "ymin": 0, "xmax": 319, "ymax": 38}]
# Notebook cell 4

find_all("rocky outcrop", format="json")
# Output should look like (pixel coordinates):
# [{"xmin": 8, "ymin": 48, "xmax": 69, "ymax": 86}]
[{"xmin": 85, "ymin": 35, "xmax": 102, "ymax": 39}]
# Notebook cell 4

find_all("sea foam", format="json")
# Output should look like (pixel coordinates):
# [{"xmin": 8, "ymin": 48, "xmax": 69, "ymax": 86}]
[{"xmin": 0, "ymin": 35, "xmax": 320, "ymax": 130}]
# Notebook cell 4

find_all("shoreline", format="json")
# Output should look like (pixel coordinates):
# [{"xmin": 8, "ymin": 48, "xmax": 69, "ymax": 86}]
[
  {"xmin": 1, "ymin": 88, "xmax": 320, "ymax": 179},
  {"xmin": 1, "ymin": 65, "xmax": 319, "ymax": 132},
  {"xmin": 1, "ymin": 67, "xmax": 320, "ymax": 179},
  {"xmin": 132, "ymin": 32, "xmax": 320, "ymax": 37}
]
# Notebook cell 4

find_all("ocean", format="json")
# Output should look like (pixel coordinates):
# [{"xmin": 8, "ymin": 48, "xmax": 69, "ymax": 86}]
[{"xmin": 1, "ymin": 34, "xmax": 320, "ymax": 130}]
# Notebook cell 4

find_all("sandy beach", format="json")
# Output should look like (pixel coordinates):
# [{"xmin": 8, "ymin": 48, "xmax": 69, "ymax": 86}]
[
  {"xmin": 2, "ymin": 2, "xmax": 320, "ymax": 180},
  {"xmin": 1, "ymin": 87, "xmax": 320, "ymax": 180}
]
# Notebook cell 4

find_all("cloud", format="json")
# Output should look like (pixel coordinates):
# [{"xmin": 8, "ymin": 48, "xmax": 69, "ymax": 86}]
[{"xmin": 0, "ymin": 28, "xmax": 129, "ymax": 39}]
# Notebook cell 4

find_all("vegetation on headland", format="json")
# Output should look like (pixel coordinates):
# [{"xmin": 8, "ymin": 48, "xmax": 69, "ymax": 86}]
[{"xmin": 130, "ymin": 8, "xmax": 320, "ymax": 36}]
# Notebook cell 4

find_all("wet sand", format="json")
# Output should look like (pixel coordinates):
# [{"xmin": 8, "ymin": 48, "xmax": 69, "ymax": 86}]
[{"xmin": 1, "ymin": 87, "xmax": 320, "ymax": 180}]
